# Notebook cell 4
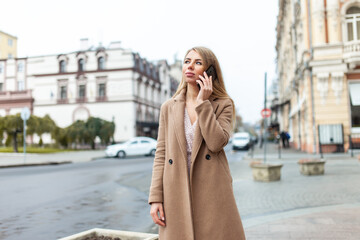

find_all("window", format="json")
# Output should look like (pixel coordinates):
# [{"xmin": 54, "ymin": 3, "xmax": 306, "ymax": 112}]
[
  {"xmin": 346, "ymin": 7, "xmax": 360, "ymax": 41},
  {"xmin": 78, "ymin": 59, "xmax": 85, "ymax": 72},
  {"xmin": 141, "ymin": 140, "xmax": 150, "ymax": 144},
  {"xmin": 59, "ymin": 60, "xmax": 66, "ymax": 73},
  {"xmin": 98, "ymin": 57, "xmax": 105, "ymax": 70},
  {"xmin": 17, "ymin": 80, "xmax": 24, "ymax": 91},
  {"xmin": 17, "ymin": 62, "xmax": 23, "ymax": 72},
  {"xmin": 8, "ymin": 39, "xmax": 13, "ymax": 47},
  {"xmin": 0, "ymin": 63, "xmax": 3, "ymax": 73},
  {"xmin": 98, "ymin": 83, "xmax": 106, "ymax": 97},
  {"xmin": 0, "ymin": 82, "xmax": 3, "ymax": 91},
  {"xmin": 78, "ymin": 85, "xmax": 86, "ymax": 98},
  {"xmin": 8, "ymin": 54, "xmax": 12, "ymax": 59},
  {"xmin": 60, "ymin": 86, "xmax": 67, "ymax": 99}
]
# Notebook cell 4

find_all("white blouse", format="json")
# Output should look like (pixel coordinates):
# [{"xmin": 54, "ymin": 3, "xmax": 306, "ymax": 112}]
[{"xmin": 184, "ymin": 107, "xmax": 197, "ymax": 176}]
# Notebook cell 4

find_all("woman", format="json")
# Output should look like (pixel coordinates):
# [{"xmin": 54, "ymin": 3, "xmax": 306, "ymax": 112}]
[{"xmin": 149, "ymin": 46, "xmax": 246, "ymax": 240}]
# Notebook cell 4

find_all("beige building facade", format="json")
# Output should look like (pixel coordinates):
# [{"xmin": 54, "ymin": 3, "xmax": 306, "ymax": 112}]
[
  {"xmin": 274, "ymin": 0, "xmax": 360, "ymax": 153},
  {"xmin": 0, "ymin": 41, "xmax": 180, "ymax": 143},
  {"xmin": 0, "ymin": 31, "xmax": 17, "ymax": 60}
]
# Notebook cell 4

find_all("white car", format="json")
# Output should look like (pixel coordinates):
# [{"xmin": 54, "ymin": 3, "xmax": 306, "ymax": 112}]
[
  {"xmin": 232, "ymin": 132, "xmax": 252, "ymax": 150},
  {"xmin": 105, "ymin": 136, "xmax": 157, "ymax": 158}
]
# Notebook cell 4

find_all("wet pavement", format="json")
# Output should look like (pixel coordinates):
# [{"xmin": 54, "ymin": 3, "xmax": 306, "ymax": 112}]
[{"xmin": 0, "ymin": 144, "xmax": 360, "ymax": 239}]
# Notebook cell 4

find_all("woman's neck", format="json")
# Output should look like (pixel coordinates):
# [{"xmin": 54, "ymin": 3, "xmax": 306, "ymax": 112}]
[{"xmin": 186, "ymin": 83, "xmax": 199, "ymax": 102}]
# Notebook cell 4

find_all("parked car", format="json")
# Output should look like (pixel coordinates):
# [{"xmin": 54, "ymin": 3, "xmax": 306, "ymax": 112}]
[
  {"xmin": 232, "ymin": 132, "xmax": 252, "ymax": 150},
  {"xmin": 105, "ymin": 136, "xmax": 157, "ymax": 158}
]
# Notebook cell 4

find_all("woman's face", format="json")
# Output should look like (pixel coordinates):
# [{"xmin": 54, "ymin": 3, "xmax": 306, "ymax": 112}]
[{"xmin": 182, "ymin": 50, "xmax": 205, "ymax": 84}]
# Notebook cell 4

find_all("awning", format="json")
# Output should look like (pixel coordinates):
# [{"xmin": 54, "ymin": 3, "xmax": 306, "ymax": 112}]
[{"xmin": 349, "ymin": 82, "xmax": 360, "ymax": 106}]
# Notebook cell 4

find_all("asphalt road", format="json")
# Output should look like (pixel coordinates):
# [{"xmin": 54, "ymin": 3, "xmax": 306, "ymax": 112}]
[
  {"xmin": 2, "ymin": 144, "xmax": 360, "ymax": 239},
  {"xmin": 0, "ymin": 145, "xmax": 246, "ymax": 240}
]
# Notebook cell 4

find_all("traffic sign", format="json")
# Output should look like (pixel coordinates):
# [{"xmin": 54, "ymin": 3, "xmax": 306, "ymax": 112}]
[
  {"xmin": 21, "ymin": 107, "xmax": 30, "ymax": 120},
  {"xmin": 261, "ymin": 108, "xmax": 271, "ymax": 118}
]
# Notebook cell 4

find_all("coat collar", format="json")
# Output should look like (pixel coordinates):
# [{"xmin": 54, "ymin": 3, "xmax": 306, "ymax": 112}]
[{"xmin": 172, "ymin": 88, "xmax": 219, "ymax": 175}]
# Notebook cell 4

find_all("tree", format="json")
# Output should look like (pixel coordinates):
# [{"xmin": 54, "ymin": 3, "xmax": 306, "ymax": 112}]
[
  {"xmin": 66, "ymin": 120, "xmax": 90, "ymax": 149},
  {"xmin": 0, "ymin": 116, "xmax": 5, "ymax": 146},
  {"xmin": 36, "ymin": 115, "xmax": 56, "ymax": 146},
  {"xmin": 51, "ymin": 126, "xmax": 68, "ymax": 148},
  {"xmin": 3, "ymin": 114, "xmax": 23, "ymax": 152},
  {"xmin": 85, "ymin": 117, "xmax": 103, "ymax": 149},
  {"xmin": 99, "ymin": 120, "xmax": 115, "ymax": 145}
]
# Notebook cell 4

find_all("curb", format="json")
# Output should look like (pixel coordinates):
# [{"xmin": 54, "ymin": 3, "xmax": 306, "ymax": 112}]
[{"xmin": 0, "ymin": 161, "xmax": 72, "ymax": 168}]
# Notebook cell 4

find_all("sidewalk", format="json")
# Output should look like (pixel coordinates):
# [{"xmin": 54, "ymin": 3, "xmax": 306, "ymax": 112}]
[
  {"xmin": 245, "ymin": 140, "xmax": 359, "ymax": 161},
  {"xmin": 240, "ymin": 142, "xmax": 360, "ymax": 239},
  {"xmin": 0, "ymin": 150, "xmax": 105, "ymax": 168}
]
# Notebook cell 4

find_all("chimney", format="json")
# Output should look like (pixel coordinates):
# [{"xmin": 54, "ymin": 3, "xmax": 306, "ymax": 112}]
[{"xmin": 80, "ymin": 38, "xmax": 89, "ymax": 51}]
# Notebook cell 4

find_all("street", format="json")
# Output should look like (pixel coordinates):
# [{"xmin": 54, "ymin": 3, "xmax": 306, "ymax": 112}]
[
  {"xmin": 1, "ymin": 144, "xmax": 360, "ymax": 239},
  {"xmin": 0, "ymin": 156, "xmax": 157, "ymax": 240}
]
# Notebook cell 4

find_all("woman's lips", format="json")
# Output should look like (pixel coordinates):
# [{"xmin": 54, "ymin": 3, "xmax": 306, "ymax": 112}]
[{"xmin": 185, "ymin": 73, "xmax": 195, "ymax": 77}]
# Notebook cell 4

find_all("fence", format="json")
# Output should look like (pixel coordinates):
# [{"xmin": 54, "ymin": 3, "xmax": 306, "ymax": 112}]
[{"xmin": 349, "ymin": 133, "xmax": 360, "ymax": 157}]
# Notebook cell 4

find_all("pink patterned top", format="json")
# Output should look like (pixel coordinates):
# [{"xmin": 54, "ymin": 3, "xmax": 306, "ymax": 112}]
[{"xmin": 184, "ymin": 108, "xmax": 197, "ymax": 176}]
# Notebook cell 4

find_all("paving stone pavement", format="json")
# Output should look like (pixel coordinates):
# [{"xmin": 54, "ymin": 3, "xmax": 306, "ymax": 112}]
[{"xmin": 229, "ymin": 142, "xmax": 360, "ymax": 239}]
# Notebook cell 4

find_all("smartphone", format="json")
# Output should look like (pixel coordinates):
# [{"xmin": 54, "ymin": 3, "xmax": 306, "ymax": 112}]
[{"xmin": 197, "ymin": 65, "xmax": 218, "ymax": 90}]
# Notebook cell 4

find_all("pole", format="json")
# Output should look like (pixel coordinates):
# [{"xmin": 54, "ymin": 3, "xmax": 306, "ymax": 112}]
[
  {"xmin": 307, "ymin": 0, "xmax": 317, "ymax": 154},
  {"xmin": 264, "ymin": 72, "xmax": 267, "ymax": 164},
  {"xmin": 23, "ymin": 119, "xmax": 26, "ymax": 164}
]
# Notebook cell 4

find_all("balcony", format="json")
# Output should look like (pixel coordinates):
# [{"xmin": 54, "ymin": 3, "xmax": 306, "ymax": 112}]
[
  {"xmin": 0, "ymin": 90, "xmax": 34, "ymax": 109},
  {"xmin": 0, "ymin": 89, "xmax": 32, "ymax": 99},
  {"xmin": 343, "ymin": 41, "xmax": 360, "ymax": 68},
  {"xmin": 57, "ymin": 98, "xmax": 69, "ymax": 104},
  {"xmin": 76, "ymin": 97, "xmax": 87, "ymax": 103},
  {"xmin": 96, "ymin": 96, "xmax": 108, "ymax": 102},
  {"xmin": 0, "ymin": 90, "xmax": 33, "ymax": 102}
]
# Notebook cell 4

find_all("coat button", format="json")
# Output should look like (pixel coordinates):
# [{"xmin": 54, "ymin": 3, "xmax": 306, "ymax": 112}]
[
  {"xmin": 206, "ymin": 154, "xmax": 211, "ymax": 160},
  {"xmin": 169, "ymin": 159, "xmax": 173, "ymax": 165}
]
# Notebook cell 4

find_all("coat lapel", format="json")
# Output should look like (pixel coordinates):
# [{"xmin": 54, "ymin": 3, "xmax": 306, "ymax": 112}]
[
  {"xmin": 190, "ymin": 96, "xmax": 219, "ymax": 166},
  {"xmin": 172, "ymin": 90, "xmax": 188, "ymax": 162}
]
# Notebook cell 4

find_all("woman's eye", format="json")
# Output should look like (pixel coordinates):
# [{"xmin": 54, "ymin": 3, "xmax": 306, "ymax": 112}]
[
  {"xmin": 184, "ymin": 60, "xmax": 190, "ymax": 64},
  {"xmin": 196, "ymin": 62, "xmax": 202, "ymax": 65}
]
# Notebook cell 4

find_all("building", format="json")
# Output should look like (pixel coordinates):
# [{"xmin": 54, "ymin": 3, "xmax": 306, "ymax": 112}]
[
  {"xmin": 0, "ymin": 31, "xmax": 17, "ymax": 60},
  {"xmin": 274, "ymin": 0, "xmax": 360, "ymax": 153},
  {"xmin": 0, "ymin": 39, "xmax": 181, "ymax": 143}
]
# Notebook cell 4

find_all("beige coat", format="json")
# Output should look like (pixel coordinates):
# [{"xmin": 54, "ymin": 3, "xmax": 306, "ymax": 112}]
[{"xmin": 149, "ymin": 90, "xmax": 246, "ymax": 240}]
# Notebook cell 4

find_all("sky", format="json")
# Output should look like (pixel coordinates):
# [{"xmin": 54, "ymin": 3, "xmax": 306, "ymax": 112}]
[{"xmin": 1, "ymin": 0, "xmax": 278, "ymax": 124}]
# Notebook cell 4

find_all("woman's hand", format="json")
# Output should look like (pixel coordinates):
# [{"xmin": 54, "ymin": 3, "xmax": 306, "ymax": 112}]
[
  {"xmin": 150, "ymin": 202, "xmax": 166, "ymax": 227},
  {"xmin": 196, "ymin": 71, "xmax": 213, "ymax": 106}
]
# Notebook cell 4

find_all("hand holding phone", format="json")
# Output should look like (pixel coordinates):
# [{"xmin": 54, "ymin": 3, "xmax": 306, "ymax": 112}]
[{"xmin": 197, "ymin": 65, "xmax": 217, "ymax": 90}]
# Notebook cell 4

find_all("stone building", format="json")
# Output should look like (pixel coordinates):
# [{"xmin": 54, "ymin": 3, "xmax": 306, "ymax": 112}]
[
  {"xmin": 0, "ymin": 40, "xmax": 180, "ymax": 143},
  {"xmin": 0, "ymin": 30, "xmax": 17, "ymax": 60},
  {"xmin": 274, "ymin": 0, "xmax": 360, "ymax": 153}
]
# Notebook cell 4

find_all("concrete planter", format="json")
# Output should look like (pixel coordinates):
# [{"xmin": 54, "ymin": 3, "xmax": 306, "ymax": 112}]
[
  {"xmin": 298, "ymin": 159, "xmax": 326, "ymax": 176},
  {"xmin": 250, "ymin": 161, "xmax": 283, "ymax": 182},
  {"xmin": 58, "ymin": 228, "xmax": 158, "ymax": 240}
]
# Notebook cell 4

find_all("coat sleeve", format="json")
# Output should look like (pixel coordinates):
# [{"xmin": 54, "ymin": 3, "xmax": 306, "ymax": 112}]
[
  {"xmin": 195, "ymin": 98, "xmax": 233, "ymax": 153},
  {"xmin": 148, "ymin": 104, "xmax": 166, "ymax": 204}
]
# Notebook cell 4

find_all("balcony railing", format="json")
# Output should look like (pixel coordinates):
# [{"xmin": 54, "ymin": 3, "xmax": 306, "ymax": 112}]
[
  {"xmin": 57, "ymin": 98, "xmax": 68, "ymax": 104},
  {"xmin": 343, "ymin": 41, "xmax": 360, "ymax": 61},
  {"xmin": 0, "ymin": 89, "xmax": 33, "ymax": 101},
  {"xmin": 96, "ymin": 96, "xmax": 108, "ymax": 102},
  {"xmin": 76, "ymin": 97, "xmax": 87, "ymax": 103}
]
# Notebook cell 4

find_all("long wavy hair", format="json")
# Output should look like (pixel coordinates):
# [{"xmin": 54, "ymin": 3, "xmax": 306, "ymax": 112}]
[{"xmin": 173, "ymin": 46, "xmax": 236, "ymax": 126}]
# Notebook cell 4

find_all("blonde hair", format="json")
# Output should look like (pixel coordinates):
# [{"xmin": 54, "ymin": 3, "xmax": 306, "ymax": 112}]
[{"xmin": 173, "ymin": 46, "xmax": 236, "ymax": 125}]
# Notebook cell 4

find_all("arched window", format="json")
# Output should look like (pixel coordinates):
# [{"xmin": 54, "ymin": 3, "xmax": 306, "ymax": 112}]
[
  {"xmin": 59, "ymin": 60, "xmax": 66, "ymax": 73},
  {"xmin": 98, "ymin": 57, "xmax": 105, "ymax": 70},
  {"xmin": 345, "ymin": 6, "xmax": 360, "ymax": 41},
  {"xmin": 78, "ymin": 59, "xmax": 85, "ymax": 72}
]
